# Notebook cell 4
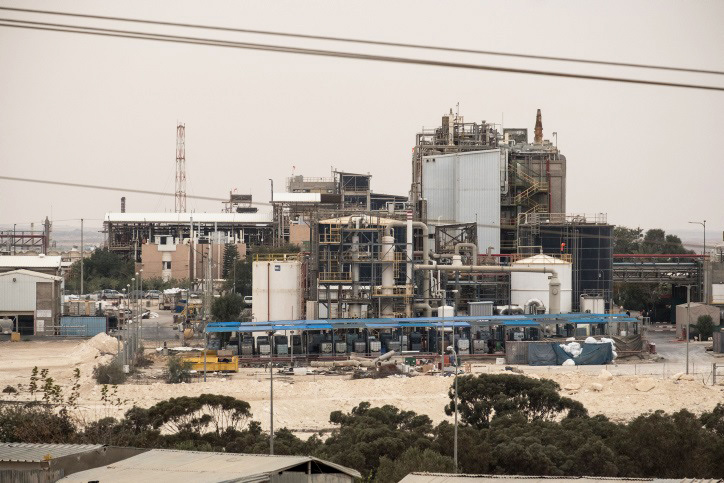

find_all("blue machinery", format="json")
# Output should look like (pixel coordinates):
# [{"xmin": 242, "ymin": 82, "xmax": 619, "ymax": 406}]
[{"xmin": 205, "ymin": 313, "xmax": 638, "ymax": 358}]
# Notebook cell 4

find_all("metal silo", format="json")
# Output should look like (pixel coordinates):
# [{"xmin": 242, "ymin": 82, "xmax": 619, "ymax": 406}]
[{"xmin": 252, "ymin": 260, "xmax": 303, "ymax": 322}]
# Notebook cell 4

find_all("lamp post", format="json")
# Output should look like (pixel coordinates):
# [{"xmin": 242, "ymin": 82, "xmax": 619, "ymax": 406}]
[
  {"xmin": 685, "ymin": 284, "xmax": 692, "ymax": 374},
  {"xmin": 268, "ymin": 330, "xmax": 275, "ymax": 455},
  {"xmin": 139, "ymin": 269, "xmax": 144, "ymax": 341},
  {"xmin": 688, "ymin": 220, "xmax": 706, "ymax": 302},
  {"xmin": 446, "ymin": 345, "xmax": 459, "ymax": 473}
]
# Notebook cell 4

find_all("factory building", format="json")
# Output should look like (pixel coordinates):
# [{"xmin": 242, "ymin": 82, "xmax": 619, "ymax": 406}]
[
  {"xmin": 411, "ymin": 108, "xmax": 566, "ymax": 254},
  {"xmin": 104, "ymin": 211, "xmax": 272, "ymax": 282},
  {"xmin": 0, "ymin": 269, "xmax": 62, "ymax": 336}
]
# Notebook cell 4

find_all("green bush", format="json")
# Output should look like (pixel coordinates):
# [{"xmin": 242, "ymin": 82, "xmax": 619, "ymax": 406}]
[
  {"xmin": 691, "ymin": 315, "xmax": 715, "ymax": 340},
  {"xmin": 93, "ymin": 359, "xmax": 127, "ymax": 385},
  {"xmin": 166, "ymin": 356, "xmax": 191, "ymax": 384}
]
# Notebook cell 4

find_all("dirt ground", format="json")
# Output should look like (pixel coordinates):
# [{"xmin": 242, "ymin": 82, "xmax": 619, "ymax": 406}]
[{"xmin": 1, "ymin": 333, "xmax": 722, "ymax": 434}]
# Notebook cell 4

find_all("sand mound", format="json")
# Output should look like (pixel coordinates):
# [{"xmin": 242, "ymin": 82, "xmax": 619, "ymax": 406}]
[
  {"xmin": 87, "ymin": 333, "xmax": 119, "ymax": 354},
  {"xmin": 68, "ymin": 333, "xmax": 120, "ymax": 365}
]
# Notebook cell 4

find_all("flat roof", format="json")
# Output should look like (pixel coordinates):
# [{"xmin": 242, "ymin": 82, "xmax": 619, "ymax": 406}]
[
  {"xmin": 272, "ymin": 192, "xmax": 322, "ymax": 203},
  {"xmin": 105, "ymin": 212, "xmax": 273, "ymax": 224},
  {"xmin": 206, "ymin": 314, "xmax": 638, "ymax": 333},
  {"xmin": 60, "ymin": 449, "xmax": 361, "ymax": 482},
  {"xmin": 400, "ymin": 473, "xmax": 685, "ymax": 483},
  {"xmin": 0, "ymin": 255, "xmax": 62, "ymax": 268},
  {"xmin": 0, "ymin": 442, "xmax": 103, "ymax": 462}
]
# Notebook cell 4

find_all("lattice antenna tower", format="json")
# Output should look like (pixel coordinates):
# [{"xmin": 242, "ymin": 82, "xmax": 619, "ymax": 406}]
[{"xmin": 175, "ymin": 123, "xmax": 187, "ymax": 212}]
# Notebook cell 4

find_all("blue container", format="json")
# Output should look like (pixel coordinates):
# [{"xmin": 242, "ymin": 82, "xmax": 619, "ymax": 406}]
[{"xmin": 59, "ymin": 316, "xmax": 108, "ymax": 337}]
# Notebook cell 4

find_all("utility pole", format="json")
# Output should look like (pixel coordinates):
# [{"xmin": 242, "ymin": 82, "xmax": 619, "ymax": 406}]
[
  {"xmin": 175, "ymin": 123, "xmax": 187, "ymax": 213},
  {"xmin": 80, "ymin": 218, "xmax": 84, "ymax": 296},
  {"xmin": 685, "ymin": 284, "xmax": 692, "ymax": 374},
  {"xmin": 269, "ymin": 330, "xmax": 275, "ymax": 455}
]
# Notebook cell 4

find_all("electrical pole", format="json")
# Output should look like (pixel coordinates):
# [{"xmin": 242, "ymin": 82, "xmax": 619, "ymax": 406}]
[
  {"xmin": 80, "ymin": 218, "xmax": 84, "ymax": 296},
  {"xmin": 269, "ymin": 330, "xmax": 275, "ymax": 455},
  {"xmin": 685, "ymin": 284, "xmax": 692, "ymax": 374}
]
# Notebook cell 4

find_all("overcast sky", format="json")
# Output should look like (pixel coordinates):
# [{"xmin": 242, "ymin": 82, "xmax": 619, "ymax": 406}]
[{"xmin": 1, "ymin": 0, "xmax": 722, "ymax": 242}]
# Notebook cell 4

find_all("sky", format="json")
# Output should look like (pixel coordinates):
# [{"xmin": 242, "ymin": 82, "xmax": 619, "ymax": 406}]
[{"xmin": 1, "ymin": 0, "xmax": 723, "ymax": 243}]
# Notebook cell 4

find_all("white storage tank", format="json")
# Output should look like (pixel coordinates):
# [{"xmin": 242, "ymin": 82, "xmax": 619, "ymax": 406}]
[
  {"xmin": 511, "ymin": 254, "xmax": 572, "ymax": 313},
  {"xmin": 252, "ymin": 260, "xmax": 303, "ymax": 322}
]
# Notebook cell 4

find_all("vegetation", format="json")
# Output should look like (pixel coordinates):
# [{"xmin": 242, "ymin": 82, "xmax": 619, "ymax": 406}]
[
  {"xmin": 222, "ymin": 244, "xmax": 240, "ymax": 279},
  {"xmin": 225, "ymin": 244, "xmax": 301, "ymax": 295},
  {"xmin": 613, "ymin": 226, "xmax": 694, "ymax": 312},
  {"xmin": 93, "ymin": 360, "xmax": 128, "ymax": 385},
  {"xmin": 166, "ymin": 356, "xmax": 192, "ymax": 384},
  {"xmin": 211, "ymin": 293, "xmax": 244, "ymax": 322},
  {"xmin": 1, "ymin": 371, "xmax": 723, "ymax": 481},
  {"xmin": 691, "ymin": 314, "xmax": 715, "ymax": 340}
]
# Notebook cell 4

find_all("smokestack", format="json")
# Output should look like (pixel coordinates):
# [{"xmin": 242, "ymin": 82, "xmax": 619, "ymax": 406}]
[
  {"xmin": 534, "ymin": 109, "xmax": 543, "ymax": 144},
  {"xmin": 121, "ymin": 197, "xmax": 126, "ymax": 213}
]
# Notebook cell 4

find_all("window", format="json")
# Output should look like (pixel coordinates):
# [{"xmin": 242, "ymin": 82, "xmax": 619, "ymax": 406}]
[{"xmin": 163, "ymin": 261, "xmax": 172, "ymax": 270}]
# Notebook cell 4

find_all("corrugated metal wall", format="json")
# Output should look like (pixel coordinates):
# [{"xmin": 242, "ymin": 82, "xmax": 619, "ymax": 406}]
[
  {"xmin": 422, "ymin": 149, "xmax": 501, "ymax": 252},
  {"xmin": 0, "ymin": 273, "xmax": 38, "ymax": 311},
  {"xmin": 59, "ymin": 317, "xmax": 108, "ymax": 337}
]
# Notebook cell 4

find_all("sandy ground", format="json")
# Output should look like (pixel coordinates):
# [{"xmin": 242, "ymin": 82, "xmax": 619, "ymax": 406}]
[{"xmin": 1, "ymin": 330, "xmax": 723, "ymax": 434}]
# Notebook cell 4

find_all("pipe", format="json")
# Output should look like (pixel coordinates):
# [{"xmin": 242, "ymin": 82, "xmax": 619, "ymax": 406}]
[
  {"xmin": 524, "ymin": 298, "xmax": 545, "ymax": 314},
  {"xmin": 454, "ymin": 243, "xmax": 478, "ymax": 265},
  {"xmin": 416, "ymin": 264, "xmax": 561, "ymax": 315},
  {"xmin": 386, "ymin": 220, "xmax": 431, "ymax": 315},
  {"xmin": 350, "ymin": 234, "xmax": 361, "ymax": 318}
]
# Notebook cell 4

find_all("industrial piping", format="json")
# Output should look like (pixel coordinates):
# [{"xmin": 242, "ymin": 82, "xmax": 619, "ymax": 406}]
[{"xmin": 415, "ymin": 264, "xmax": 561, "ymax": 314}]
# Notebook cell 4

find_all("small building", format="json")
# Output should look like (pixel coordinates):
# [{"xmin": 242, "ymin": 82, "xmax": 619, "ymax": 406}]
[
  {"xmin": 0, "ymin": 269, "xmax": 63, "ymax": 336},
  {"xmin": 60, "ymin": 449, "xmax": 361, "ymax": 482},
  {"xmin": 0, "ymin": 442, "xmax": 142, "ymax": 483},
  {"xmin": 675, "ymin": 302, "xmax": 721, "ymax": 339},
  {"xmin": 0, "ymin": 254, "xmax": 63, "ymax": 277}
]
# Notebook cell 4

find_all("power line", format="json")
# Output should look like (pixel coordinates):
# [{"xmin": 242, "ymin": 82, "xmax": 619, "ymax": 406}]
[
  {"xmin": 0, "ymin": 175, "xmax": 271, "ymax": 206},
  {"xmin": 2, "ymin": 5, "xmax": 722, "ymax": 77},
  {"xmin": 1, "ymin": 18, "xmax": 723, "ymax": 92}
]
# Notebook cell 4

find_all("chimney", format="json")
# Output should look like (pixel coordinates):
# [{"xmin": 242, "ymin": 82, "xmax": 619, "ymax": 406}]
[
  {"xmin": 121, "ymin": 197, "xmax": 126, "ymax": 213},
  {"xmin": 534, "ymin": 109, "xmax": 543, "ymax": 144}
]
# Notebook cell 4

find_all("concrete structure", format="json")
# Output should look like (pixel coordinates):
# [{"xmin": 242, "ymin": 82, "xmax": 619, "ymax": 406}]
[
  {"xmin": 140, "ymin": 237, "xmax": 246, "ymax": 282},
  {"xmin": 421, "ymin": 149, "xmax": 501, "ymax": 252},
  {"xmin": 0, "ymin": 269, "xmax": 62, "ymax": 335},
  {"xmin": 675, "ymin": 302, "xmax": 721, "ymax": 339},
  {"xmin": 60, "ymin": 449, "xmax": 361, "ymax": 483},
  {"xmin": 511, "ymin": 254, "xmax": 573, "ymax": 313},
  {"xmin": 0, "ymin": 443, "xmax": 142, "ymax": 483},
  {"xmin": 0, "ymin": 255, "xmax": 63, "ymax": 276}
]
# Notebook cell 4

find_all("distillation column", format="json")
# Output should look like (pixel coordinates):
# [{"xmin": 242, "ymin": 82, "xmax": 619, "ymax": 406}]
[{"xmin": 380, "ymin": 235, "xmax": 395, "ymax": 317}]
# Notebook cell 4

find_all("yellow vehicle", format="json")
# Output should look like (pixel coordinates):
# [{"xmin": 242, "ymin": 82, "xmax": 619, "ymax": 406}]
[{"xmin": 182, "ymin": 353, "xmax": 239, "ymax": 372}]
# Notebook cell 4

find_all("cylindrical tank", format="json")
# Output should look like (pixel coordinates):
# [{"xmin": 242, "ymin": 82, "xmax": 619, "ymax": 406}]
[
  {"xmin": 511, "ymin": 254, "xmax": 572, "ymax": 313},
  {"xmin": 252, "ymin": 260, "xmax": 303, "ymax": 322},
  {"xmin": 380, "ymin": 235, "xmax": 395, "ymax": 318}
]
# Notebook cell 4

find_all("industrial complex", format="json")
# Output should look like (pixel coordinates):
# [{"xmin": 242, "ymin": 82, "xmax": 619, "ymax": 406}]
[{"xmin": 1, "ymin": 108, "xmax": 722, "ymax": 362}]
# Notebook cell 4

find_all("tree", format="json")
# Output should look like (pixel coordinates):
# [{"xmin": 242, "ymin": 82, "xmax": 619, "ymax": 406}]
[
  {"xmin": 66, "ymin": 248, "xmax": 135, "ymax": 293},
  {"xmin": 613, "ymin": 226, "xmax": 643, "ymax": 254},
  {"xmin": 691, "ymin": 314, "xmax": 715, "ymax": 340},
  {"xmin": 211, "ymin": 293, "xmax": 243, "ymax": 321},
  {"xmin": 374, "ymin": 447, "xmax": 454, "ymax": 482},
  {"xmin": 446, "ymin": 374, "xmax": 587, "ymax": 429},
  {"xmin": 222, "ymin": 244, "xmax": 239, "ymax": 279}
]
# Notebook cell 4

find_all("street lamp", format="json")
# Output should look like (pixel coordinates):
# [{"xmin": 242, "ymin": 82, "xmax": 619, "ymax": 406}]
[
  {"xmin": 446, "ymin": 345, "xmax": 459, "ymax": 473},
  {"xmin": 268, "ymin": 330, "xmax": 275, "ymax": 455},
  {"xmin": 688, "ymin": 220, "xmax": 706, "ymax": 257},
  {"xmin": 685, "ymin": 284, "xmax": 693, "ymax": 374}
]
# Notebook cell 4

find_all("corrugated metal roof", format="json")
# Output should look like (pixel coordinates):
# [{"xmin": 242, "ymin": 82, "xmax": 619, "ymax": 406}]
[
  {"xmin": 0, "ymin": 442, "xmax": 102, "ymax": 462},
  {"xmin": 59, "ymin": 450, "xmax": 361, "ymax": 482},
  {"xmin": 0, "ymin": 256, "xmax": 62, "ymax": 268},
  {"xmin": 272, "ymin": 192, "xmax": 322, "ymax": 203},
  {"xmin": 398, "ymin": 473, "xmax": 690, "ymax": 482},
  {"xmin": 0, "ymin": 269, "xmax": 62, "ymax": 281},
  {"xmin": 104, "ymin": 212, "xmax": 273, "ymax": 224}
]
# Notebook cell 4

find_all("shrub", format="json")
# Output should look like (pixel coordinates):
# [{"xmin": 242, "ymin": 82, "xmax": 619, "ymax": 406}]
[
  {"xmin": 166, "ymin": 356, "xmax": 191, "ymax": 384},
  {"xmin": 691, "ymin": 315, "xmax": 715, "ymax": 340},
  {"xmin": 93, "ymin": 359, "xmax": 128, "ymax": 385},
  {"xmin": 2, "ymin": 386, "xmax": 17, "ymax": 395}
]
